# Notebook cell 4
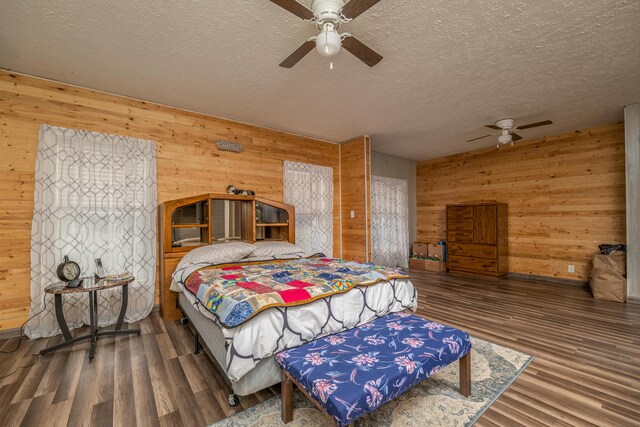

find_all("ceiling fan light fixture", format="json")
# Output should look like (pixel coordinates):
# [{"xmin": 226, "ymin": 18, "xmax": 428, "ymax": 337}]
[
  {"xmin": 497, "ymin": 132, "xmax": 512, "ymax": 145},
  {"xmin": 316, "ymin": 23, "xmax": 341, "ymax": 57}
]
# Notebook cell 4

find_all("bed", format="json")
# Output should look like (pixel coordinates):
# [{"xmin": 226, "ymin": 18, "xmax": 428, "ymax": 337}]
[{"xmin": 159, "ymin": 194, "xmax": 418, "ymax": 405}]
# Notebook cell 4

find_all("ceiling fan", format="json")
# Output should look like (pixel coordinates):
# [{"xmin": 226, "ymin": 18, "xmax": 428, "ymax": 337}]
[
  {"xmin": 467, "ymin": 118, "xmax": 553, "ymax": 147},
  {"xmin": 269, "ymin": 0, "xmax": 384, "ymax": 68}
]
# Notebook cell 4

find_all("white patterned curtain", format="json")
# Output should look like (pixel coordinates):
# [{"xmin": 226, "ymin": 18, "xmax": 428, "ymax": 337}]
[
  {"xmin": 26, "ymin": 125, "xmax": 157, "ymax": 339},
  {"xmin": 371, "ymin": 176, "xmax": 409, "ymax": 268},
  {"xmin": 283, "ymin": 161, "xmax": 333, "ymax": 257}
]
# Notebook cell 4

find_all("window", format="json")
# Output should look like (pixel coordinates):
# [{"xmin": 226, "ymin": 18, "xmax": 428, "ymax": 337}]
[
  {"xmin": 371, "ymin": 176, "xmax": 409, "ymax": 268},
  {"xmin": 283, "ymin": 161, "xmax": 334, "ymax": 257},
  {"xmin": 27, "ymin": 125, "xmax": 157, "ymax": 338}
]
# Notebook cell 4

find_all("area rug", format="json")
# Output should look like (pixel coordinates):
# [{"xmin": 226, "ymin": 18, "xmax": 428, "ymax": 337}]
[{"xmin": 211, "ymin": 337, "xmax": 533, "ymax": 427}]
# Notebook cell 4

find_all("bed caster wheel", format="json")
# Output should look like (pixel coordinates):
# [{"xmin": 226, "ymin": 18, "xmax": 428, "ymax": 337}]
[
  {"xmin": 228, "ymin": 393, "xmax": 240, "ymax": 407},
  {"xmin": 179, "ymin": 317, "xmax": 189, "ymax": 325}
]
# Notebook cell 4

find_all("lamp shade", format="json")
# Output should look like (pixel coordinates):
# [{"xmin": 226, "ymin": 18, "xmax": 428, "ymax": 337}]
[
  {"xmin": 316, "ymin": 25, "xmax": 341, "ymax": 57},
  {"xmin": 498, "ymin": 133, "xmax": 512, "ymax": 144}
]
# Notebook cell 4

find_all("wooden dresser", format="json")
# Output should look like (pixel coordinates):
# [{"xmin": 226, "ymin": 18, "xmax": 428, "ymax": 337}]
[{"xmin": 446, "ymin": 202, "xmax": 508, "ymax": 277}]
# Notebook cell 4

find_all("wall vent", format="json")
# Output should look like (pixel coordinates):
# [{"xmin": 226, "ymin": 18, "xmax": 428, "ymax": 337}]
[{"xmin": 216, "ymin": 140, "xmax": 244, "ymax": 153}]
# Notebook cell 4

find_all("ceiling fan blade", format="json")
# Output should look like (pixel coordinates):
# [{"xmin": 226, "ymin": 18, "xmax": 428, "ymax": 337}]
[
  {"xmin": 466, "ymin": 135, "xmax": 492, "ymax": 142},
  {"xmin": 516, "ymin": 120, "xmax": 553, "ymax": 130},
  {"xmin": 485, "ymin": 124, "xmax": 501, "ymax": 130},
  {"xmin": 269, "ymin": 0, "xmax": 315, "ymax": 20},
  {"xmin": 342, "ymin": 36, "xmax": 383, "ymax": 67},
  {"xmin": 511, "ymin": 133, "xmax": 523, "ymax": 141},
  {"xmin": 341, "ymin": 0, "xmax": 383, "ymax": 19},
  {"xmin": 279, "ymin": 40, "xmax": 315, "ymax": 68}
]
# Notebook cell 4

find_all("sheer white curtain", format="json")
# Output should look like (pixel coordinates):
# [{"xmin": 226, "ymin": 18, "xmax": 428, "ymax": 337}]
[
  {"xmin": 283, "ymin": 161, "xmax": 333, "ymax": 257},
  {"xmin": 371, "ymin": 176, "xmax": 409, "ymax": 268},
  {"xmin": 26, "ymin": 125, "xmax": 157, "ymax": 339}
]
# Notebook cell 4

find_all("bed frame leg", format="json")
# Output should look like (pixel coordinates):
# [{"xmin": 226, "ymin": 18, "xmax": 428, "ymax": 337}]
[
  {"xmin": 228, "ymin": 393, "xmax": 240, "ymax": 407},
  {"xmin": 179, "ymin": 317, "xmax": 189, "ymax": 325},
  {"xmin": 459, "ymin": 351, "xmax": 471, "ymax": 397},
  {"xmin": 194, "ymin": 333, "xmax": 201, "ymax": 355},
  {"xmin": 281, "ymin": 370, "xmax": 293, "ymax": 424}
]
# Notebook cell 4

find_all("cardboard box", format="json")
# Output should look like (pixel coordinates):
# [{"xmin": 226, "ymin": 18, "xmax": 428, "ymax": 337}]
[
  {"xmin": 409, "ymin": 258, "xmax": 446, "ymax": 272},
  {"xmin": 409, "ymin": 258, "xmax": 425, "ymax": 270},
  {"xmin": 428, "ymin": 243, "xmax": 444, "ymax": 260},
  {"xmin": 411, "ymin": 243, "xmax": 429, "ymax": 258},
  {"xmin": 590, "ymin": 252, "xmax": 626, "ymax": 302},
  {"xmin": 424, "ymin": 260, "xmax": 443, "ymax": 272}
]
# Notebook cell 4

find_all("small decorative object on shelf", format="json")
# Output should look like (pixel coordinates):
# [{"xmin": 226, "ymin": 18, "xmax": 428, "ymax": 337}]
[
  {"xmin": 98, "ymin": 272, "xmax": 135, "ymax": 285},
  {"xmin": 94, "ymin": 257, "xmax": 106, "ymax": 279},
  {"xmin": 56, "ymin": 255, "xmax": 81, "ymax": 282},
  {"xmin": 226, "ymin": 184, "xmax": 255, "ymax": 196}
]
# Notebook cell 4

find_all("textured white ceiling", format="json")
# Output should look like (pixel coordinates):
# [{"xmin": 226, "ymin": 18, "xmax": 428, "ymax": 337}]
[{"xmin": 1, "ymin": 0, "xmax": 639, "ymax": 160}]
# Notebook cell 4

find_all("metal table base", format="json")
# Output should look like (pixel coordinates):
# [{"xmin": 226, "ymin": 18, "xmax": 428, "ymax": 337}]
[{"xmin": 40, "ymin": 283, "xmax": 141, "ymax": 359}]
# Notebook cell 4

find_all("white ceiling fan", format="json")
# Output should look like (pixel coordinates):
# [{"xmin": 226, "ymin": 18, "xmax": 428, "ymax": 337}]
[
  {"xmin": 467, "ymin": 118, "xmax": 553, "ymax": 147},
  {"xmin": 268, "ymin": 0, "xmax": 384, "ymax": 68}
]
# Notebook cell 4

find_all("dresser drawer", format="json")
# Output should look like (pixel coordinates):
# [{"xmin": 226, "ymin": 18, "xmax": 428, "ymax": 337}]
[
  {"xmin": 447, "ymin": 255, "xmax": 497, "ymax": 273},
  {"xmin": 447, "ymin": 230, "xmax": 473, "ymax": 243},
  {"xmin": 448, "ymin": 243, "xmax": 496, "ymax": 259},
  {"xmin": 447, "ymin": 206, "xmax": 473, "ymax": 220},
  {"xmin": 447, "ymin": 218, "xmax": 473, "ymax": 231}
]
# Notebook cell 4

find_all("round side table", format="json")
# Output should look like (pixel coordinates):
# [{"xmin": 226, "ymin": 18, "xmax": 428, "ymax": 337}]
[{"xmin": 40, "ymin": 274, "xmax": 141, "ymax": 360}]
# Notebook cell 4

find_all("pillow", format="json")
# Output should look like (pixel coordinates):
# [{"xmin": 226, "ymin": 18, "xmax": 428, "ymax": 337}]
[
  {"xmin": 178, "ymin": 242, "xmax": 255, "ymax": 267},
  {"xmin": 251, "ymin": 241, "xmax": 304, "ymax": 258}
]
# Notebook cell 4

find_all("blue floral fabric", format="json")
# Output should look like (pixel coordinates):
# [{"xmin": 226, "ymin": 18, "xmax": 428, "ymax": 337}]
[{"xmin": 276, "ymin": 313, "xmax": 472, "ymax": 426}]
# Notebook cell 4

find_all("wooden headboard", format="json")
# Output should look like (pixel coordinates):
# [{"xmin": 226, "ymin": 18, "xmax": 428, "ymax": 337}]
[{"xmin": 159, "ymin": 193, "xmax": 295, "ymax": 320}]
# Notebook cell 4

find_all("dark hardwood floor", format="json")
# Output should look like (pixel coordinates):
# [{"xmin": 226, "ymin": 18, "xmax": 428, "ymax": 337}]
[{"xmin": 1, "ymin": 271, "xmax": 639, "ymax": 427}]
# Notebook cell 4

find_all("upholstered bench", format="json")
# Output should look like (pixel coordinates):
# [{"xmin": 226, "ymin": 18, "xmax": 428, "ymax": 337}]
[{"xmin": 276, "ymin": 312, "xmax": 472, "ymax": 426}]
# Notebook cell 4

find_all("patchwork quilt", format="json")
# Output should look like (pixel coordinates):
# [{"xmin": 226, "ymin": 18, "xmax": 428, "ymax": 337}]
[{"xmin": 183, "ymin": 256, "xmax": 409, "ymax": 328}]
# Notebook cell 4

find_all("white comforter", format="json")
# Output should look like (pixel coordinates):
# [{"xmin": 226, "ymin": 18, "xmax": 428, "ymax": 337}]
[{"xmin": 177, "ymin": 275, "xmax": 417, "ymax": 382}]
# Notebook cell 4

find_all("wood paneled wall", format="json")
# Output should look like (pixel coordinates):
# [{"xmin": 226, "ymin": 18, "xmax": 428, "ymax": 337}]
[
  {"xmin": 417, "ymin": 122, "xmax": 626, "ymax": 282},
  {"xmin": 0, "ymin": 70, "xmax": 341, "ymax": 330},
  {"xmin": 340, "ymin": 136, "xmax": 371, "ymax": 262}
]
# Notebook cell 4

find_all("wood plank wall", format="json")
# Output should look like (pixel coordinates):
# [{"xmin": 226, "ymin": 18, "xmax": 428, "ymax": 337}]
[
  {"xmin": 0, "ymin": 70, "xmax": 341, "ymax": 330},
  {"xmin": 340, "ymin": 136, "xmax": 371, "ymax": 262},
  {"xmin": 417, "ymin": 122, "xmax": 626, "ymax": 282}
]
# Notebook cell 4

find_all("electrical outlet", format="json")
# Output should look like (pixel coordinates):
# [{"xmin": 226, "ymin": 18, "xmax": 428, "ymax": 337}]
[
  {"xmin": 350, "ymin": 210, "xmax": 355, "ymax": 218},
  {"xmin": 568, "ymin": 264, "xmax": 575, "ymax": 273}
]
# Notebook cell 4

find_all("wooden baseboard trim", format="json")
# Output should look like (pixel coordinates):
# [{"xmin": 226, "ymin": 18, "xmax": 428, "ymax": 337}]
[
  {"xmin": 507, "ymin": 272, "xmax": 588, "ymax": 287},
  {"xmin": 0, "ymin": 327, "xmax": 22, "ymax": 339},
  {"xmin": 626, "ymin": 296, "xmax": 640, "ymax": 304}
]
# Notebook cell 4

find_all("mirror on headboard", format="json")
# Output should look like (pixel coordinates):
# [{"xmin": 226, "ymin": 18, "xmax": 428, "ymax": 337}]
[{"xmin": 210, "ymin": 199, "xmax": 245, "ymax": 242}]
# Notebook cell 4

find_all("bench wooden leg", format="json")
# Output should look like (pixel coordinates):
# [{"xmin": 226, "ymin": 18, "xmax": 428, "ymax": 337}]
[
  {"xmin": 281, "ymin": 370, "xmax": 294, "ymax": 424},
  {"xmin": 459, "ymin": 351, "xmax": 471, "ymax": 397}
]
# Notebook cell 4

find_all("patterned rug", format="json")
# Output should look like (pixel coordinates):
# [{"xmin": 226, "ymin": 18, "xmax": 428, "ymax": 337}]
[{"xmin": 211, "ymin": 337, "xmax": 532, "ymax": 427}]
